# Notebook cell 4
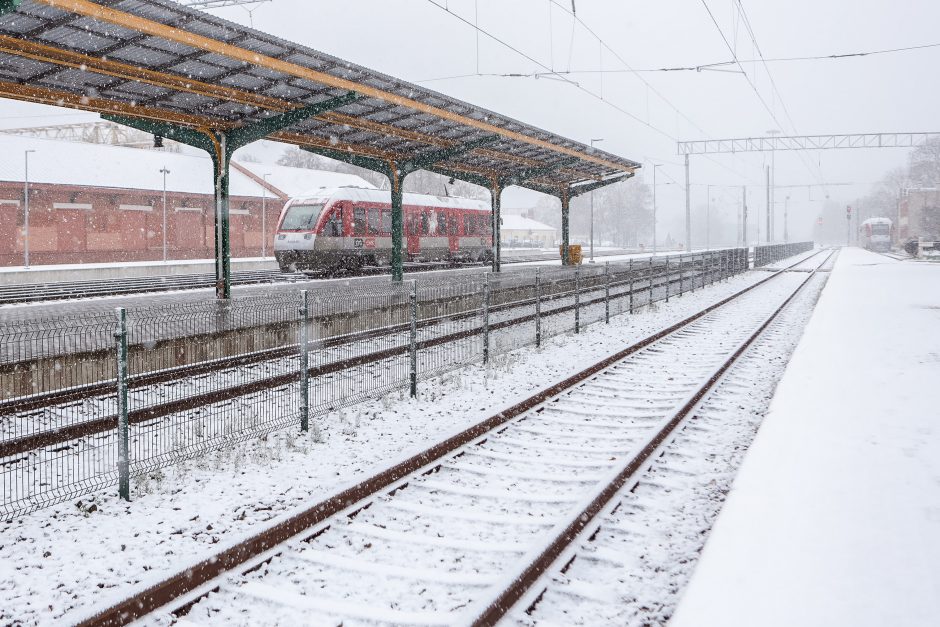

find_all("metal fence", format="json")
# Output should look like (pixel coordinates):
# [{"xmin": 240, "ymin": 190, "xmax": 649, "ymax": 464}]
[
  {"xmin": 2, "ymin": 248, "xmax": 756, "ymax": 518},
  {"xmin": 753, "ymin": 241, "xmax": 814, "ymax": 267}
]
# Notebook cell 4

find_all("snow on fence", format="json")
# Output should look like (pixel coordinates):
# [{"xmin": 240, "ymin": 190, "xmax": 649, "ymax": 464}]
[
  {"xmin": 753, "ymin": 241, "xmax": 814, "ymax": 268},
  {"xmin": 1, "ymin": 248, "xmax": 761, "ymax": 518}
]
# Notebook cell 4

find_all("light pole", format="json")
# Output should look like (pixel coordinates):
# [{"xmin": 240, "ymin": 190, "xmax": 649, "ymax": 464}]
[
  {"xmin": 588, "ymin": 138, "xmax": 603, "ymax": 263},
  {"xmin": 23, "ymin": 149, "xmax": 36, "ymax": 269},
  {"xmin": 159, "ymin": 167, "xmax": 170, "ymax": 262},
  {"xmin": 651, "ymin": 163, "xmax": 661, "ymax": 254},
  {"xmin": 706, "ymin": 184, "xmax": 712, "ymax": 251},
  {"xmin": 767, "ymin": 130, "xmax": 780, "ymax": 242},
  {"xmin": 262, "ymin": 173, "xmax": 271, "ymax": 258}
]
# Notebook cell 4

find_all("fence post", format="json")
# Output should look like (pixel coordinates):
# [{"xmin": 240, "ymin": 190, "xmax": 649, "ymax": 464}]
[
  {"xmin": 482, "ymin": 272, "xmax": 490, "ymax": 363},
  {"xmin": 604, "ymin": 261, "xmax": 611, "ymax": 324},
  {"xmin": 648, "ymin": 256, "xmax": 654, "ymax": 306},
  {"xmin": 574, "ymin": 266, "xmax": 581, "ymax": 334},
  {"xmin": 114, "ymin": 307, "xmax": 130, "ymax": 502},
  {"xmin": 409, "ymin": 280, "xmax": 418, "ymax": 397},
  {"xmin": 628, "ymin": 258, "xmax": 634, "ymax": 314},
  {"xmin": 534, "ymin": 267, "xmax": 542, "ymax": 348},
  {"xmin": 679, "ymin": 254, "xmax": 685, "ymax": 296},
  {"xmin": 665, "ymin": 256, "xmax": 670, "ymax": 303},
  {"xmin": 299, "ymin": 290, "xmax": 309, "ymax": 432}
]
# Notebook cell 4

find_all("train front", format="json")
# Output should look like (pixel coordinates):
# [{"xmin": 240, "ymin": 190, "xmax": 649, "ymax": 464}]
[{"xmin": 273, "ymin": 198, "xmax": 330, "ymax": 272}]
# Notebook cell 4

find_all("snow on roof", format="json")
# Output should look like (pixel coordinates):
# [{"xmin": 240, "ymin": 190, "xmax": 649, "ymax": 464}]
[
  {"xmin": 501, "ymin": 214, "xmax": 556, "ymax": 232},
  {"xmin": 289, "ymin": 186, "xmax": 491, "ymax": 211},
  {"xmin": 862, "ymin": 217, "xmax": 893, "ymax": 226},
  {"xmin": 0, "ymin": 134, "xmax": 371, "ymax": 199},
  {"xmin": 234, "ymin": 159, "xmax": 374, "ymax": 198}
]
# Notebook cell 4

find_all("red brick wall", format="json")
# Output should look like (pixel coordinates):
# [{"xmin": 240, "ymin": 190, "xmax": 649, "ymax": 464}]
[{"xmin": 0, "ymin": 182, "xmax": 283, "ymax": 266}]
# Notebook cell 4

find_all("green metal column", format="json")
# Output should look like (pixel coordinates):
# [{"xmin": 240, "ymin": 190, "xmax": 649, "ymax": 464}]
[
  {"xmin": 0, "ymin": 0, "xmax": 22, "ymax": 16},
  {"xmin": 561, "ymin": 189, "xmax": 571, "ymax": 265},
  {"xmin": 491, "ymin": 183, "xmax": 502, "ymax": 272},
  {"xmin": 390, "ymin": 163, "xmax": 404, "ymax": 282},
  {"xmin": 211, "ymin": 136, "xmax": 232, "ymax": 300}
]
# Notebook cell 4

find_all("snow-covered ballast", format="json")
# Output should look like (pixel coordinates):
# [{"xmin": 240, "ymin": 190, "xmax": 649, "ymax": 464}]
[{"xmin": 274, "ymin": 187, "xmax": 493, "ymax": 272}]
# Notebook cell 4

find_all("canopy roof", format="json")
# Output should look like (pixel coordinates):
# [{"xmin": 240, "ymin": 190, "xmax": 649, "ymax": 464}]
[{"xmin": 0, "ymin": 0, "xmax": 640, "ymax": 194}]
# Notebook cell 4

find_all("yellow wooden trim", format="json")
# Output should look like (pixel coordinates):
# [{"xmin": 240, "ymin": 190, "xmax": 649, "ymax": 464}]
[{"xmin": 38, "ymin": 0, "xmax": 635, "ymax": 174}]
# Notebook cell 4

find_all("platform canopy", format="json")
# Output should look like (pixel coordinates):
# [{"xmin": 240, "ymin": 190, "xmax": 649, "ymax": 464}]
[{"xmin": 0, "ymin": 0, "xmax": 641, "ymax": 293}]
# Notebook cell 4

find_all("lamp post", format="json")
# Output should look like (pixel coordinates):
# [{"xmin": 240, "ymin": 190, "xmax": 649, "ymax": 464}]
[
  {"xmin": 706, "ymin": 184, "xmax": 712, "ymax": 251},
  {"xmin": 262, "ymin": 173, "xmax": 271, "ymax": 258},
  {"xmin": 651, "ymin": 163, "xmax": 662, "ymax": 254},
  {"xmin": 159, "ymin": 167, "xmax": 170, "ymax": 262},
  {"xmin": 767, "ymin": 129, "xmax": 780, "ymax": 242},
  {"xmin": 588, "ymin": 138, "xmax": 603, "ymax": 263},
  {"xmin": 23, "ymin": 149, "xmax": 36, "ymax": 269}
]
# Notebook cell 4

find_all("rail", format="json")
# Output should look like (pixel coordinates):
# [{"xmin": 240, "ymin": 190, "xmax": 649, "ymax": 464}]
[
  {"xmin": 73, "ymin": 248, "xmax": 832, "ymax": 626},
  {"xmin": 1, "ymin": 249, "xmax": 759, "ymax": 517}
]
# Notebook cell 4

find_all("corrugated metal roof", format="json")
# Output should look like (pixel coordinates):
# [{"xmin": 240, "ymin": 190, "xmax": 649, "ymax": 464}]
[{"xmin": 0, "ymin": 0, "xmax": 639, "ymax": 194}]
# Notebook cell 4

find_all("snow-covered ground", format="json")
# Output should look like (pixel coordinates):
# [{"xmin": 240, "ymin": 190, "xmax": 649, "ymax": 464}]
[
  {"xmin": 0, "ymin": 269, "xmax": 766, "ymax": 625},
  {"xmin": 671, "ymin": 247, "xmax": 940, "ymax": 627}
]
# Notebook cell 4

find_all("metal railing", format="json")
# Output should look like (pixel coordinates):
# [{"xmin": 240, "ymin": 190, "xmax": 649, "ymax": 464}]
[
  {"xmin": 753, "ymin": 241, "xmax": 814, "ymax": 267},
  {"xmin": 1, "ymin": 249, "xmax": 753, "ymax": 518}
]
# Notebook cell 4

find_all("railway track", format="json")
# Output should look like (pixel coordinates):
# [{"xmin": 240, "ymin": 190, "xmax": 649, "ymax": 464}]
[{"xmin": 76, "ymin": 248, "xmax": 833, "ymax": 626}]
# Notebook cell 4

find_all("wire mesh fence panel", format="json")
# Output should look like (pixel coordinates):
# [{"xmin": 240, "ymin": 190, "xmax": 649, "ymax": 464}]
[
  {"xmin": 416, "ymin": 277, "xmax": 485, "ymax": 380},
  {"xmin": 310, "ymin": 282, "xmax": 412, "ymax": 416},
  {"xmin": 124, "ymin": 293, "xmax": 303, "ymax": 477},
  {"xmin": 488, "ymin": 271, "xmax": 537, "ymax": 357}
]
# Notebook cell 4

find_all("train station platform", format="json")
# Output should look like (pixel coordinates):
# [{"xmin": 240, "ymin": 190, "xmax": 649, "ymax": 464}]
[
  {"xmin": 671, "ymin": 247, "xmax": 940, "ymax": 626},
  {"xmin": 0, "ymin": 256, "xmax": 277, "ymax": 285}
]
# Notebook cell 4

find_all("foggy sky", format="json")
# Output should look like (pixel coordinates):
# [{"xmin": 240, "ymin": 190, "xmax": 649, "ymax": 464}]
[{"xmin": 2, "ymin": 0, "xmax": 938, "ymax": 244}]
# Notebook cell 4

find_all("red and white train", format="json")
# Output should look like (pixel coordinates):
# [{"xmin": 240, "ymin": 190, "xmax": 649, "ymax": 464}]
[{"xmin": 274, "ymin": 187, "xmax": 493, "ymax": 272}]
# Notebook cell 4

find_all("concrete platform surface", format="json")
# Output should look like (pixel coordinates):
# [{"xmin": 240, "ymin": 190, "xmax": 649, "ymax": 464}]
[{"xmin": 671, "ymin": 247, "xmax": 940, "ymax": 627}]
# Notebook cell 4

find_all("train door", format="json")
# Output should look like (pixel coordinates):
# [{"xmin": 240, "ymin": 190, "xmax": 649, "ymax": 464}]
[
  {"xmin": 406, "ymin": 207, "xmax": 421, "ymax": 259},
  {"xmin": 447, "ymin": 209, "xmax": 460, "ymax": 257}
]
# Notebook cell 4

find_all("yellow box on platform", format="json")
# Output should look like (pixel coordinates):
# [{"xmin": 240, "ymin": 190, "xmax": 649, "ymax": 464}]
[{"xmin": 560, "ymin": 244, "xmax": 583, "ymax": 265}]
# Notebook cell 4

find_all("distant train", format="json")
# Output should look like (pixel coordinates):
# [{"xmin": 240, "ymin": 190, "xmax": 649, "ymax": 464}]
[
  {"xmin": 274, "ymin": 187, "xmax": 493, "ymax": 272},
  {"xmin": 859, "ymin": 217, "xmax": 893, "ymax": 252}
]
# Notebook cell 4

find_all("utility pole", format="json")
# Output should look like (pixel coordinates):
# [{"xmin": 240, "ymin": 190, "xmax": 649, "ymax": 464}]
[
  {"xmin": 262, "ymin": 173, "xmax": 271, "ymax": 258},
  {"xmin": 652, "ymin": 163, "xmax": 661, "ymax": 254},
  {"xmin": 589, "ymin": 138, "xmax": 604, "ymax": 263},
  {"xmin": 684, "ymin": 153, "xmax": 691, "ymax": 251},
  {"xmin": 846, "ymin": 205, "xmax": 852, "ymax": 246},
  {"xmin": 24, "ymin": 149, "xmax": 35, "ymax": 269},
  {"xmin": 767, "ymin": 130, "xmax": 780, "ymax": 242},
  {"xmin": 160, "ymin": 167, "xmax": 170, "ymax": 262},
  {"xmin": 742, "ymin": 186, "xmax": 748, "ymax": 248},
  {"xmin": 765, "ymin": 164, "xmax": 771, "ymax": 243},
  {"xmin": 706, "ymin": 185, "xmax": 712, "ymax": 251}
]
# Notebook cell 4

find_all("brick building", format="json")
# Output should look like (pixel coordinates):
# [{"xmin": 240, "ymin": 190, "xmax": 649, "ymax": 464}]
[{"xmin": 0, "ymin": 135, "xmax": 373, "ymax": 267}]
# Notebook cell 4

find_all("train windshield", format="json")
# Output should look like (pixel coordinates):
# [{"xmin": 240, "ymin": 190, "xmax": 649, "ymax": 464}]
[
  {"xmin": 280, "ymin": 203, "xmax": 326, "ymax": 230},
  {"xmin": 871, "ymin": 223, "xmax": 890, "ymax": 235}
]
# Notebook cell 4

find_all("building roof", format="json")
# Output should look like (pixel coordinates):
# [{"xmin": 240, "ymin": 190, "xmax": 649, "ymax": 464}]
[
  {"xmin": 0, "ymin": 134, "xmax": 373, "ymax": 198},
  {"xmin": 501, "ymin": 214, "xmax": 556, "ymax": 232},
  {"xmin": 0, "ymin": 0, "xmax": 639, "ymax": 195}
]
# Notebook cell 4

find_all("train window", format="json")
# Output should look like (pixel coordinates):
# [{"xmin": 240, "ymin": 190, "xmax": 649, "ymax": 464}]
[
  {"xmin": 280, "ymin": 203, "xmax": 325, "ymax": 230},
  {"xmin": 421, "ymin": 212, "xmax": 430, "ymax": 235},
  {"xmin": 324, "ymin": 210, "xmax": 342, "ymax": 236},
  {"xmin": 437, "ymin": 211, "xmax": 447, "ymax": 236},
  {"xmin": 368, "ymin": 208, "xmax": 380, "ymax": 235},
  {"xmin": 480, "ymin": 215, "xmax": 491, "ymax": 235},
  {"xmin": 382, "ymin": 210, "xmax": 392, "ymax": 234},
  {"xmin": 463, "ymin": 215, "xmax": 471, "ymax": 236},
  {"xmin": 353, "ymin": 207, "xmax": 366, "ymax": 235},
  {"xmin": 449, "ymin": 215, "xmax": 459, "ymax": 236}
]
